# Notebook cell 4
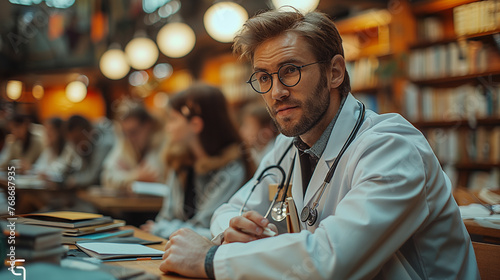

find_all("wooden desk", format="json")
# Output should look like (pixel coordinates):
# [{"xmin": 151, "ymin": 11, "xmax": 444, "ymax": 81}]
[
  {"xmin": 70, "ymin": 226, "xmax": 198, "ymax": 280},
  {"xmin": 453, "ymin": 188, "xmax": 500, "ymax": 244},
  {"xmin": 77, "ymin": 188, "xmax": 163, "ymax": 217}
]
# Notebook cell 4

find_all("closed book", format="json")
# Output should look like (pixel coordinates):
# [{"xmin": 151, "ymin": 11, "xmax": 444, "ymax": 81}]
[
  {"xmin": 18, "ymin": 211, "xmax": 113, "ymax": 228},
  {"xmin": 16, "ymin": 245, "xmax": 67, "ymax": 260},
  {"xmin": 62, "ymin": 219, "xmax": 125, "ymax": 236},
  {"xmin": 1, "ymin": 222, "xmax": 62, "ymax": 251},
  {"xmin": 62, "ymin": 229, "xmax": 134, "ymax": 245}
]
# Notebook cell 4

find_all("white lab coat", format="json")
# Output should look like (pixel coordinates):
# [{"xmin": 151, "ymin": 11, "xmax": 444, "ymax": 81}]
[{"xmin": 210, "ymin": 94, "xmax": 479, "ymax": 280}]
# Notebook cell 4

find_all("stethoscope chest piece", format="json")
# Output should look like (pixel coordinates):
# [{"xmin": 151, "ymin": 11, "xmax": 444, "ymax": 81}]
[
  {"xmin": 271, "ymin": 201, "xmax": 288, "ymax": 222},
  {"xmin": 300, "ymin": 205, "xmax": 318, "ymax": 226}
]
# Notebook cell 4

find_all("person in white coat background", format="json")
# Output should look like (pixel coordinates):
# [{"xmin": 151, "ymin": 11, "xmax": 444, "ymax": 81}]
[{"xmin": 158, "ymin": 9, "xmax": 480, "ymax": 280}]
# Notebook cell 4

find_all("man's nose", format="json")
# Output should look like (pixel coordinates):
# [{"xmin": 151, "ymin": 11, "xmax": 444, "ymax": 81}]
[{"xmin": 270, "ymin": 76, "xmax": 289, "ymax": 101}]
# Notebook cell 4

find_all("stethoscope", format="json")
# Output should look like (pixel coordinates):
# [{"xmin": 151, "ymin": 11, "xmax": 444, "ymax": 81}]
[{"xmin": 240, "ymin": 101, "xmax": 366, "ymax": 227}]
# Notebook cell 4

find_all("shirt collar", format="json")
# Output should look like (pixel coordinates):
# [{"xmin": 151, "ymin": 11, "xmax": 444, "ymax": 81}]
[{"xmin": 293, "ymin": 96, "xmax": 347, "ymax": 160}]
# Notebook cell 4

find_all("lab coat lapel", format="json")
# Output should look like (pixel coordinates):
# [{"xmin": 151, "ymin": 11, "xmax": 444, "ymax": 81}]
[
  {"xmin": 290, "ymin": 148, "xmax": 304, "ymax": 212},
  {"xmin": 303, "ymin": 94, "xmax": 360, "ymax": 207}
]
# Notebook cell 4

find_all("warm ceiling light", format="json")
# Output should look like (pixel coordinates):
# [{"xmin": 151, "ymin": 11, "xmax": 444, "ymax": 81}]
[
  {"xmin": 66, "ymin": 81, "xmax": 87, "ymax": 103},
  {"xmin": 204, "ymin": 2, "xmax": 248, "ymax": 43},
  {"xmin": 125, "ymin": 37, "xmax": 159, "ymax": 70},
  {"xmin": 6, "ymin": 80, "xmax": 23, "ymax": 100},
  {"xmin": 32, "ymin": 84, "xmax": 44, "ymax": 99},
  {"xmin": 157, "ymin": 22, "xmax": 196, "ymax": 58},
  {"xmin": 271, "ymin": 0, "xmax": 320, "ymax": 12},
  {"xmin": 99, "ymin": 48, "xmax": 130, "ymax": 80}
]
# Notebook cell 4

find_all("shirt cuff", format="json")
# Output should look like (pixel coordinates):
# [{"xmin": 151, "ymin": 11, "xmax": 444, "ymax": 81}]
[{"xmin": 205, "ymin": 245, "xmax": 219, "ymax": 279}]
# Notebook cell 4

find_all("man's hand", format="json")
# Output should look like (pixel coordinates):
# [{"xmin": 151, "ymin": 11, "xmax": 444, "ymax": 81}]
[
  {"xmin": 223, "ymin": 211, "xmax": 278, "ymax": 244},
  {"xmin": 159, "ymin": 228, "xmax": 212, "ymax": 278},
  {"xmin": 140, "ymin": 220, "xmax": 155, "ymax": 233}
]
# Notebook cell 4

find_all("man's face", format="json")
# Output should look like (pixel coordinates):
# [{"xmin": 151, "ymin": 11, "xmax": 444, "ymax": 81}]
[
  {"xmin": 121, "ymin": 118, "xmax": 151, "ymax": 151},
  {"xmin": 253, "ymin": 32, "xmax": 330, "ymax": 137}
]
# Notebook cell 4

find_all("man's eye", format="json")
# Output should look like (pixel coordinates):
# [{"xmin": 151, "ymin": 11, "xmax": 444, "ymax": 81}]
[
  {"xmin": 282, "ymin": 66, "xmax": 297, "ymax": 75},
  {"xmin": 259, "ymin": 75, "xmax": 270, "ymax": 83}
]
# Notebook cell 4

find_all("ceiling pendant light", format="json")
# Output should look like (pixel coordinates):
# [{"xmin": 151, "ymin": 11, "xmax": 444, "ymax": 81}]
[
  {"xmin": 204, "ymin": 2, "xmax": 248, "ymax": 43},
  {"xmin": 157, "ymin": 22, "xmax": 196, "ymax": 58}
]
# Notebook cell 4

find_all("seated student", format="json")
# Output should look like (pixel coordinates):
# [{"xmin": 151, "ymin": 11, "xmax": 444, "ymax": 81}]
[
  {"xmin": 64, "ymin": 115, "xmax": 114, "ymax": 188},
  {"xmin": 33, "ymin": 117, "xmax": 81, "ymax": 182},
  {"xmin": 141, "ymin": 84, "xmax": 255, "ymax": 239},
  {"xmin": 239, "ymin": 102, "xmax": 278, "ymax": 165},
  {"xmin": 101, "ymin": 107, "xmax": 166, "ymax": 190},
  {"xmin": 158, "ymin": 10, "xmax": 479, "ymax": 279},
  {"xmin": 0, "ymin": 114, "xmax": 44, "ymax": 173}
]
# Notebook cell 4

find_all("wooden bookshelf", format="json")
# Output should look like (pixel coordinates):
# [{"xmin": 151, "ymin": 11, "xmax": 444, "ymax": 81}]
[
  {"xmin": 412, "ymin": 0, "xmax": 478, "ymax": 15},
  {"xmin": 411, "ymin": 29, "xmax": 500, "ymax": 49},
  {"xmin": 406, "ymin": 0, "xmax": 500, "ymax": 190},
  {"xmin": 413, "ymin": 118, "xmax": 500, "ymax": 128},
  {"xmin": 455, "ymin": 163, "xmax": 500, "ymax": 170},
  {"xmin": 351, "ymin": 85, "xmax": 381, "ymax": 94},
  {"xmin": 410, "ymin": 70, "xmax": 500, "ymax": 86}
]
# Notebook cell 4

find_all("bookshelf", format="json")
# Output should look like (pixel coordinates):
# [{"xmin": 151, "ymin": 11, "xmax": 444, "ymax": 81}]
[
  {"xmin": 404, "ymin": 0, "xmax": 500, "ymax": 190},
  {"xmin": 337, "ymin": 0, "xmax": 500, "ymax": 190},
  {"xmin": 336, "ymin": 6, "xmax": 415, "ymax": 114}
]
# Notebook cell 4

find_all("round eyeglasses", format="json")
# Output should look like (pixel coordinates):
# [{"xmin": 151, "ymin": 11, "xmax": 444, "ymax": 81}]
[{"xmin": 246, "ymin": 61, "xmax": 326, "ymax": 94}]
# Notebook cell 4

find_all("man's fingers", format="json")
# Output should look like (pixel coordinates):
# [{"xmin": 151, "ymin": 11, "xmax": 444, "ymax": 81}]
[
  {"xmin": 224, "ymin": 227, "xmax": 256, "ymax": 243},
  {"xmin": 267, "ymin": 223, "xmax": 278, "ymax": 234},
  {"xmin": 230, "ymin": 215, "xmax": 264, "ymax": 236},
  {"xmin": 242, "ymin": 211, "xmax": 269, "ymax": 228},
  {"xmin": 162, "ymin": 248, "xmax": 170, "ymax": 260},
  {"xmin": 159, "ymin": 257, "xmax": 172, "ymax": 273}
]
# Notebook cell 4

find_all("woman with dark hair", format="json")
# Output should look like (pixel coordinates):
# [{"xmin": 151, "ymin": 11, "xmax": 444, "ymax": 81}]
[
  {"xmin": 101, "ymin": 106, "xmax": 166, "ymax": 190},
  {"xmin": 141, "ymin": 83, "xmax": 255, "ymax": 238},
  {"xmin": 0, "ymin": 114, "xmax": 44, "ymax": 172},
  {"xmin": 33, "ymin": 117, "xmax": 81, "ymax": 182}
]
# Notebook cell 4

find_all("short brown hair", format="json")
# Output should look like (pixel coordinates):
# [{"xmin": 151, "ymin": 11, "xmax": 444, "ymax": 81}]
[{"xmin": 233, "ymin": 9, "xmax": 351, "ymax": 96}]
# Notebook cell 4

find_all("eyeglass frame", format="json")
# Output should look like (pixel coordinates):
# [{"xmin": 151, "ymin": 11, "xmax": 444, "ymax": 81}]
[{"xmin": 246, "ymin": 60, "xmax": 328, "ymax": 94}]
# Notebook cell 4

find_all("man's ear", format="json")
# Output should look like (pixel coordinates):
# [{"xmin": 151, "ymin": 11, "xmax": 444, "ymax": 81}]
[
  {"xmin": 189, "ymin": 116, "xmax": 204, "ymax": 134},
  {"xmin": 329, "ymin": 54, "xmax": 346, "ymax": 90}
]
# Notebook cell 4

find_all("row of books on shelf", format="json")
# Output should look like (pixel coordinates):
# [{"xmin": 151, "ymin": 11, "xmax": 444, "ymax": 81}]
[
  {"xmin": 454, "ymin": 0, "xmax": 500, "ymax": 37},
  {"xmin": 424, "ymin": 127, "xmax": 500, "ymax": 165},
  {"xmin": 416, "ymin": 16, "xmax": 444, "ymax": 43},
  {"xmin": 408, "ymin": 40, "xmax": 498, "ymax": 81},
  {"xmin": 404, "ymin": 83, "xmax": 500, "ymax": 122},
  {"xmin": 346, "ymin": 56, "xmax": 379, "ymax": 91}
]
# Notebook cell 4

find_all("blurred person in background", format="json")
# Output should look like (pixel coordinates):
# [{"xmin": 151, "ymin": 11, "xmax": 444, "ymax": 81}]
[
  {"xmin": 141, "ymin": 84, "xmax": 255, "ymax": 239},
  {"xmin": 33, "ymin": 117, "xmax": 81, "ymax": 183},
  {"xmin": 0, "ymin": 114, "xmax": 44, "ymax": 173},
  {"xmin": 101, "ymin": 106, "xmax": 166, "ymax": 191},
  {"xmin": 64, "ymin": 115, "xmax": 114, "ymax": 188},
  {"xmin": 239, "ymin": 102, "xmax": 278, "ymax": 165}
]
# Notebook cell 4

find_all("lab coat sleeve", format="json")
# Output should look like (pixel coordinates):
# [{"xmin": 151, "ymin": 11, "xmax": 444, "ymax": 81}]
[{"xmin": 213, "ymin": 133, "xmax": 430, "ymax": 280}]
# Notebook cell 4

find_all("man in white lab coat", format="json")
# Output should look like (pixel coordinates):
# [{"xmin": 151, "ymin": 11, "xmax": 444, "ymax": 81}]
[{"xmin": 159, "ymin": 9, "xmax": 479, "ymax": 279}]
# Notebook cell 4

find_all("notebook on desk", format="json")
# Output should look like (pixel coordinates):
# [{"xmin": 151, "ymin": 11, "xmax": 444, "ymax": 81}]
[{"xmin": 76, "ymin": 242, "xmax": 164, "ymax": 261}]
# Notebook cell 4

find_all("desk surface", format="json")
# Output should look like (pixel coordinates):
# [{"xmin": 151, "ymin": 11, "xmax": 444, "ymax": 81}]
[
  {"xmin": 72, "ymin": 226, "xmax": 197, "ymax": 280},
  {"xmin": 78, "ymin": 188, "xmax": 164, "ymax": 213}
]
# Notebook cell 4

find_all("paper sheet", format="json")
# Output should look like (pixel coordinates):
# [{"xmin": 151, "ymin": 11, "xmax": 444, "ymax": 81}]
[{"xmin": 131, "ymin": 181, "xmax": 169, "ymax": 197}]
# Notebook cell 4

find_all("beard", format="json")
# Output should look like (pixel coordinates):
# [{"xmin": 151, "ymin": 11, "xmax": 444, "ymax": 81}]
[{"xmin": 266, "ymin": 72, "xmax": 330, "ymax": 137}]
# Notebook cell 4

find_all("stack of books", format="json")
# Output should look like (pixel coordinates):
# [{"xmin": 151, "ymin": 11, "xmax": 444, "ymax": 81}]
[
  {"xmin": 1, "ymin": 222, "xmax": 66, "ymax": 265},
  {"xmin": 17, "ymin": 211, "xmax": 131, "ymax": 245}
]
